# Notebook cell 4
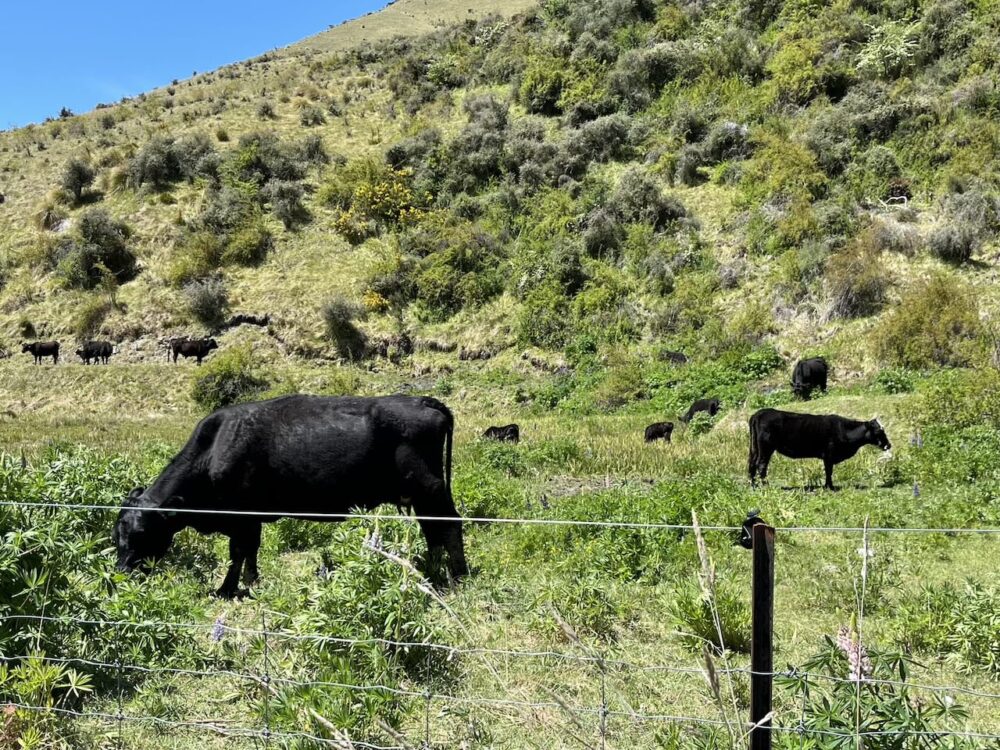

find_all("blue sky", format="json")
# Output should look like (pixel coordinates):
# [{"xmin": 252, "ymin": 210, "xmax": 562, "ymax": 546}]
[{"xmin": 0, "ymin": 1, "xmax": 388, "ymax": 129}]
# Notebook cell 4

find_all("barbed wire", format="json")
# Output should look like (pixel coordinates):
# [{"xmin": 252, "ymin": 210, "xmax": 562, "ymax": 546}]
[{"xmin": 4, "ymin": 497, "xmax": 1000, "ymax": 535}]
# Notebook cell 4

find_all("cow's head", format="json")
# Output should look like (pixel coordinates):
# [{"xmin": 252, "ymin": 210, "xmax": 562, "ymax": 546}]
[
  {"xmin": 113, "ymin": 487, "xmax": 178, "ymax": 572},
  {"xmin": 21, "ymin": 343, "xmax": 32, "ymax": 353},
  {"xmin": 867, "ymin": 418, "xmax": 891, "ymax": 451},
  {"xmin": 76, "ymin": 349, "xmax": 85, "ymax": 358},
  {"xmin": 206, "ymin": 338, "xmax": 219, "ymax": 350}
]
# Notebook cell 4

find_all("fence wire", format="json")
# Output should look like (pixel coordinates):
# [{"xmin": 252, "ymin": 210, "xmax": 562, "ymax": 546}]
[{"xmin": 3, "ymin": 500, "xmax": 1000, "ymax": 747}]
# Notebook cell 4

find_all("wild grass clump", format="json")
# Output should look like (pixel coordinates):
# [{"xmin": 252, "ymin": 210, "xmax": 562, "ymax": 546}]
[
  {"xmin": 190, "ymin": 344, "xmax": 270, "ymax": 411},
  {"xmin": 323, "ymin": 296, "xmax": 368, "ymax": 360},
  {"xmin": 927, "ymin": 223, "xmax": 975, "ymax": 264},
  {"xmin": 670, "ymin": 577, "xmax": 751, "ymax": 654},
  {"xmin": 871, "ymin": 273, "xmax": 983, "ymax": 368},
  {"xmin": 127, "ymin": 133, "xmax": 217, "ymax": 190},
  {"xmin": 74, "ymin": 297, "xmax": 112, "ymax": 340},
  {"xmin": 182, "ymin": 277, "xmax": 230, "ymax": 331},
  {"xmin": 824, "ymin": 241, "xmax": 889, "ymax": 319}
]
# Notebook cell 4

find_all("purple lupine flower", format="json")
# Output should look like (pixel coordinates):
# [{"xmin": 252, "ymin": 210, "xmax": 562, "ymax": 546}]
[
  {"xmin": 540, "ymin": 494, "xmax": 550, "ymax": 510},
  {"xmin": 913, "ymin": 482, "xmax": 920, "ymax": 498},
  {"xmin": 835, "ymin": 626, "xmax": 872, "ymax": 682},
  {"xmin": 210, "ymin": 615, "xmax": 226, "ymax": 643},
  {"xmin": 316, "ymin": 564, "xmax": 329, "ymax": 580}
]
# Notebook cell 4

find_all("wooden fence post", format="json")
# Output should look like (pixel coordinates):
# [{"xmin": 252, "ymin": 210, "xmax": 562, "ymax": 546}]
[{"xmin": 750, "ymin": 522, "xmax": 775, "ymax": 750}]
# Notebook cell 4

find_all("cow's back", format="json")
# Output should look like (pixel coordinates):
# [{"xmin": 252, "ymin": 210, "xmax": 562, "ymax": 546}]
[
  {"xmin": 751, "ymin": 408, "xmax": 845, "ymax": 457},
  {"xmin": 160, "ymin": 395, "xmax": 450, "ymax": 517}
]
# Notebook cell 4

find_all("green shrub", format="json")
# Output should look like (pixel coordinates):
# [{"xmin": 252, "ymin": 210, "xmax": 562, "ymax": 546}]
[
  {"xmin": 517, "ymin": 281, "xmax": 573, "ymax": 349},
  {"xmin": 299, "ymin": 105, "xmax": 326, "ymax": 126},
  {"xmin": 222, "ymin": 220, "xmax": 274, "ymax": 266},
  {"xmin": 182, "ymin": 277, "xmax": 230, "ymax": 330},
  {"xmin": 914, "ymin": 368, "xmax": 1000, "ymax": 431},
  {"xmin": 191, "ymin": 344, "xmax": 270, "ymax": 412},
  {"xmin": 670, "ymin": 577, "xmax": 751, "ymax": 654},
  {"xmin": 168, "ymin": 232, "xmax": 225, "ymax": 286},
  {"xmin": 518, "ymin": 60, "xmax": 565, "ymax": 115},
  {"xmin": 872, "ymin": 273, "xmax": 983, "ymax": 368},
  {"xmin": 215, "ymin": 127, "xmax": 230, "ymax": 142},
  {"xmin": 323, "ymin": 296, "xmax": 368, "ymax": 360},
  {"xmin": 262, "ymin": 179, "xmax": 310, "ymax": 229},
  {"xmin": 256, "ymin": 100, "xmax": 276, "ymax": 119},
  {"xmin": 55, "ymin": 209, "xmax": 138, "ymax": 290},
  {"xmin": 608, "ymin": 168, "xmax": 687, "ymax": 230},
  {"xmin": 873, "ymin": 368, "xmax": 916, "ymax": 394},
  {"xmin": 896, "ymin": 581, "xmax": 1000, "ymax": 674},
  {"xmin": 61, "ymin": 158, "xmax": 95, "ymax": 203},
  {"xmin": 591, "ymin": 361, "xmax": 645, "ymax": 410},
  {"xmin": 847, "ymin": 145, "xmax": 903, "ymax": 201},
  {"xmin": 740, "ymin": 133, "xmax": 827, "ymax": 206}
]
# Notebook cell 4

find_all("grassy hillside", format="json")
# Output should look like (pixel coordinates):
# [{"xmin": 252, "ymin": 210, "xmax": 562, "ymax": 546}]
[{"xmin": 3, "ymin": 0, "xmax": 1000, "ymax": 747}]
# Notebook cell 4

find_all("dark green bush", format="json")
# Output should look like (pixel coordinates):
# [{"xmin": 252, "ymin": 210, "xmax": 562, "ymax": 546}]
[
  {"xmin": 182, "ymin": 277, "xmax": 230, "ymax": 330},
  {"xmin": 191, "ymin": 344, "xmax": 270, "ymax": 412},
  {"xmin": 256, "ymin": 100, "xmax": 276, "ymax": 119},
  {"xmin": 582, "ymin": 208, "xmax": 625, "ymax": 259},
  {"xmin": 262, "ymin": 179, "xmax": 310, "ymax": 229},
  {"xmin": 222, "ymin": 220, "xmax": 274, "ymax": 266},
  {"xmin": 55, "ymin": 209, "xmax": 138, "ymax": 290},
  {"xmin": 299, "ymin": 105, "xmax": 326, "ymax": 127},
  {"xmin": 518, "ymin": 59, "xmax": 565, "ymax": 115},
  {"xmin": 608, "ymin": 168, "xmax": 687, "ymax": 230},
  {"xmin": 61, "ymin": 158, "xmax": 95, "ymax": 203}
]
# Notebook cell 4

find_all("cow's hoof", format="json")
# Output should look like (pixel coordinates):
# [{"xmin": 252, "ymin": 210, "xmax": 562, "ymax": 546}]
[{"xmin": 213, "ymin": 587, "xmax": 251, "ymax": 600}]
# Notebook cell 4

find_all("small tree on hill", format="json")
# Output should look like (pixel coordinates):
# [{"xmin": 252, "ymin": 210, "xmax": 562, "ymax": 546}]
[{"xmin": 62, "ymin": 159, "xmax": 95, "ymax": 203}]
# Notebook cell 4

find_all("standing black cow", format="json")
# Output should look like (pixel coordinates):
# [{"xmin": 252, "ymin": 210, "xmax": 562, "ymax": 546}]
[
  {"xmin": 22, "ymin": 341, "xmax": 59, "ymax": 365},
  {"xmin": 483, "ymin": 424, "xmax": 520, "ymax": 443},
  {"xmin": 169, "ymin": 337, "xmax": 218, "ymax": 364},
  {"xmin": 681, "ymin": 398, "xmax": 720, "ymax": 423},
  {"xmin": 748, "ymin": 408, "xmax": 891, "ymax": 490},
  {"xmin": 113, "ymin": 395, "xmax": 468, "ymax": 597},
  {"xmin": 792, "ymin": 357, "xmax": 828, "ymax": 399},
  {"xmin": 76, "ymin": 340, "xmax": 114, "ymax": 365},
  {"xmin": 644, "ymin": 422, "xmax": 674, "ymax": 443}
]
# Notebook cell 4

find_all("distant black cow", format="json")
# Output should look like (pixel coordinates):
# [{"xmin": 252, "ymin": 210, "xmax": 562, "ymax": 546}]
[
  {"xmin": 659, "ymin": 350, "xmax": 689, "ymax": 365},
  {"xmin": 169, "ymin": 337, "xmax": 218, "ymax": 364},
  {"xmin": 22, "ymin": 341, "xmax": 59, "ymax": 365},
  {"xmin": 644, "ymin": 422, "xmax": 674, "ymax": 443},
  {"xmin": 748, "ymin": 408, "xmax": 891, "ymax": 490},
  {"xmin": 792, "ymin": 357, "xmax": 828, "ymax": 399},
  {"xmin": 113, "ymin": 395, "xmax": 467, "ymax": 598},
  {"xmin": 76, "ymin": 340, "xmax": 113, "ymax": 365},
  {"xmin": 681, "ymin": 398, "xmax": 720, "ymax": 423},
  {"xmin": 483, "ymin": 424, "xmax": 520, "ymax": 443}
]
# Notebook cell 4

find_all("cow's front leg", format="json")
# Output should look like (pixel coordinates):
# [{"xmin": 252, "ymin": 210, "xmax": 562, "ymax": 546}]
[{"xmin": 216, "ymin": 535, "xmax": 246, "ymax": 598}]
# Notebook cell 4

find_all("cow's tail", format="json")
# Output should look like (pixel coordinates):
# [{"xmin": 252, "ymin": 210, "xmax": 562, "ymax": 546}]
[{"xmin": 748, "ymin": 412, "xmax": 759, "ymax": 482}]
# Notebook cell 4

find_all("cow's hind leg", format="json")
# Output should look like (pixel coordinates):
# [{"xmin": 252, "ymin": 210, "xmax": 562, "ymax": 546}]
[
  {"xmin": 216, "ymin": 524, "xmax": 262, "ymax": 598},
  {"xmin": 399, "ymin": 448, "xmax": 469, "ymax": 584}
]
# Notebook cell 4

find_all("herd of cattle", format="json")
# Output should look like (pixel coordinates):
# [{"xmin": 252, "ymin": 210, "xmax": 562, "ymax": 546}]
[
  {"xmin": 106, "ymin": 352, "xmax": 893, "ymax": 596},
  {"xmin": 20, "ymin": 337, "xmax": 220, "ymax": 365}
]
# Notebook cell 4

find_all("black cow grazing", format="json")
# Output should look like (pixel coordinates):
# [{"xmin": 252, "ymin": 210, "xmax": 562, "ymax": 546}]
[
  {"xmin": 483, "ymin": 424, "xmax": 520, "ymax": 443},
  {"xmin": 169, "ymin": 337, "xmax": 218, "ymax": 364},
  {"xmin": 644, "ymin": 422, "xmax": 674, "ymax": 443},
  {"xmin": 792, "ymin": 357, "xmax": 828, "ymax": 399},
  {"xmin": 681, "ymin": 398, "xmax": 720, "ymax": 423},
  {"xmin": 659, "ymin": 350, "xmax": 689, "ymax": 365},
  {"xmin": 22, "ymin": 341, "xmax": 59, "ymax": 365},
  {"xmin": 113, "ymin": 395, "xmax": 467, "ymax": 598},
  {"xmin": 76, "ymin": 340, "xmax": 114, "ymax": 365},
  {"xmin": 748, "ymin": 408, "xmax": 891, "ymax": 490}
]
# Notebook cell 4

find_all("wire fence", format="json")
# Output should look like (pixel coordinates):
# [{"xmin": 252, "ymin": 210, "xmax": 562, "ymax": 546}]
[{"xmin": 3, "ymin": 501, "xmax": 1000, "ymax": 748}]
